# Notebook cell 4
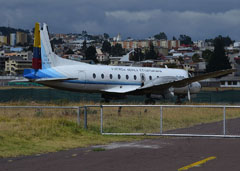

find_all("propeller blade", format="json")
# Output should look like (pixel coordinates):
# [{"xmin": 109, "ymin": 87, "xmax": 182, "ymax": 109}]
[
  {"xmin": 187, "ymin": 70, "xmax": 191, "ymax": 102},
  {"xmin": 187, "ymin": 85, "xmax": 191, "ymax": 101}
]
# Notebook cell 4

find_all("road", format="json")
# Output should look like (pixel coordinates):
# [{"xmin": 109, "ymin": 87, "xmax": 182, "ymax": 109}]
[{"xmin": 1, "ymin": 137, "xmax": 240, "ymax": 171}]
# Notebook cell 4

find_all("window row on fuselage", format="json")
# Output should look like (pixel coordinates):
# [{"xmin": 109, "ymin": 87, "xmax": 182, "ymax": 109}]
[{"xmin": 92, "ymin": 73, "xmax": 159, "ymax": 81}]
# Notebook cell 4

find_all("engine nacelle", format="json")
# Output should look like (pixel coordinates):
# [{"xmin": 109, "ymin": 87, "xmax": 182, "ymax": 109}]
[{"xmin": 174, "ymin": 82, "xmax": 201, "ymax": 95}]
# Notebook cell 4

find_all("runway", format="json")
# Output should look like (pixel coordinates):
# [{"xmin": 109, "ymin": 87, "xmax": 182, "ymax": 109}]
[
  {"xmin": 1, "ymin": 137, "xmax": 240, "ymax": 171},
  {"xmin": 1, "ymin": 118, "xmax": 240, "ymax": 171}
]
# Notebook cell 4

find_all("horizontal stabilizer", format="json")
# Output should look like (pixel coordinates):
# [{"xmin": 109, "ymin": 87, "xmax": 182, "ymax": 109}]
[{"xmin": 9, "ymin": 79, "xmax": 31, "ymax": 83}]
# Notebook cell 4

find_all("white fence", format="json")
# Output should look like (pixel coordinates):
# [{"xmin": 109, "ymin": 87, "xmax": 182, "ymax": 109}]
[
  {"xmin": 84, "ymin": 105, "xmax": 240, "ymax": 138},
  {"xmin": 1, "ymin": 105, "xmax": 240, "ymax": 138}
]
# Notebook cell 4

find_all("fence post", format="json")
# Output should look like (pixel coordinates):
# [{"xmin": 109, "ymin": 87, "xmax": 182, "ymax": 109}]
[
  {"xmin": 160, "ymin": 106, "xmax": 163, "ymax": 134},
  {"xmin": 84, "ymin": 106, "xmax": 88, "ymax": 129},
  {"xmin": 223, "ymin": 107, "xmax": 226, "ymax": 135},
  {"xmin": 77, "ymin": 107, "xmax": 80, "ymax": 126},
  {"xmin": 100, "ymin": 105, "xmax": 103, "ymax": 134}
]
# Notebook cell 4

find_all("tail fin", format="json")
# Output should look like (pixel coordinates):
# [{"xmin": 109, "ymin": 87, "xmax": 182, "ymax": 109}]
[
  {"xmin": 32, "ymin": 23, "xmax": 42, "ymax": 69},
  {"xmin": 40, "ymin": 23, "xmax": 83, "ymax": 69},
  {"xmin": 40, "ymin": 23, "xmax": 55, "ymax": 69}
]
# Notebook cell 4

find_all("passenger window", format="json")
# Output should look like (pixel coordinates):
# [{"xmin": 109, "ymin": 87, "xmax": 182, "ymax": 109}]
[
  {"xmin": 134, "ymin": 75, "xmax": 137, "ymax": 80},
  {"xmin": 126, "ymin": 75, "xmax": 129, "ymax": 80},
  {"xmin": 110, "ymin": 74, "xmax": 113, "ymax": 79},
  {"xmin": 149, "ymin": 76, "xmax": 152, "ymax": 80},
  {"xmin": 101, "ymin": 74, "xmax": 104, "ymax": 79},
  {"xmin": 118, "ymin": 74, "xmax": 121, "ymax": 79},
  {"xmin": 93, "ymin": 73, "xmax": 96, "ymax": 79}
]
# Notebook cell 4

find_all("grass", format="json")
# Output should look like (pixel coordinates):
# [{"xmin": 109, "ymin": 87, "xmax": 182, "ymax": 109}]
[
  {"xmin": 0, "ymin": 101, "xmax": 143, "ymax": 158},
  {"xmin": 92, "ymin": 147, "xmax": 106, "ymax": 152},
  {"xmin": 201, "ymin": 87, "xmax": 240, "ymax": 91},
  {"xmin": 0, "ymin": 101, "xmax": 240, "ymax": 158}
]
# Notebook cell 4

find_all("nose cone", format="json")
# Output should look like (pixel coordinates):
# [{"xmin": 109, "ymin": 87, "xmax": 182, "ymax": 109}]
[{"xmin": 190, "ymin": 82, "xmax": 201, "ymax": 94}]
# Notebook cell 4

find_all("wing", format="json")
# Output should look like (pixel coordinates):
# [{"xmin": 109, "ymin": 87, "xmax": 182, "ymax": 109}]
[
  {"xmin": 133, "ymin": 69, "xmax": 235, "ymax": 94},
  {"xmin": 101, "ymin": 69, "xmax": 235, "ymax": 94},
  {"xmin": 9, "ymin": 79, "xmax": 31, "ymax": 83},
  {"xmin": 171, "ymin": 69, "xmax": 236, "ymax": 88}
]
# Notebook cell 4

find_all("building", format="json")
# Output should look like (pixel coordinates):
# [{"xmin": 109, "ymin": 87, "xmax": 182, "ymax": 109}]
[
  {"xmin": 16, "ymin": 32, "xmax": 27, "ymax": 45},
  {"xmin": 233, "ymin": 42, "xmax": 240, "ymax": 48},
  {"xmin": 0, "ymin": 50, "xmax": 4, "ymax": 56},
  {"xmin": 96, "ymin": 48, "xmax": 109, "ymax": 62},
  {"xmin": 0, "ymin": 36, "xmax": 7, "ymax": 45},
  {"xmin": 194, "ymin": 40, "xmax": 205, "ymax": 49},
  {"xmin": 5, "ymin": 56, "xmax": 32, "ymax": 75},
  {"xmin": 219, "ymin": 77, "xmax": 240, "ymax": 88},
  {"xmin": 4, "ymin": 51, "xmax": 32, "ymax": 60},
  {"xmin": 10, "ymin": 33, "xmax": 16, "ymax": 46},
  {"xmin": 113, "ymin": 33, "xmax": 121, "ymax": 42},
  {"xmin": 0, "ymin": 56, "xmax": 9, "ymax": 74},
  {"xmin": 111, "ymin": 39, "xmax": 180, "ymax": 50}
]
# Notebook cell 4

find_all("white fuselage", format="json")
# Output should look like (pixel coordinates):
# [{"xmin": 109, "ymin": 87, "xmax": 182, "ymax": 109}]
[{"xmin": 39, "ymin": 63, "xmax": 201, "ymax": 96}]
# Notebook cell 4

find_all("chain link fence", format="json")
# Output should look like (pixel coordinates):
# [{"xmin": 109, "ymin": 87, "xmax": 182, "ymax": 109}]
[{"xmin": 1, "ymin": 89, "xmax": 240, "ymax": 103}]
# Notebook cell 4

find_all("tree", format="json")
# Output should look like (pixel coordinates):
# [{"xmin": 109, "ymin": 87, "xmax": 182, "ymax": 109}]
[
  {"xmin": 206, "ymin": 36, "xmax": 232, "ymax": 72},
  {"xmin": 145, "ymin": 42, "xmax": 157, "ymax": 60},
  {"xmin": 192, "ymin": 53, "xmax": 201, "ymax": 62},
  {"xmin": 111, "ymin": 43, "xmax": 125, "ymax": 56},
  {"xmin": 154, "ymin": 32, "xmax": 167, "ymax": 40},
  {"xmin": 103, "ymin": 33, "xmax": 109, "ymax": 40},
  {"xmin": 202, "ymin": 49, "xmax": 213, "ymax": 62},
  {"xmin": 101, "ymin": 40, "xmax": 111, "ymax": 53},
  {"xmin": 217, "ymin": 35, "xmax": 234, "ymax": 47},
  {"xmin": 206, "ymin": 36, "xmax": 234, "ymax": 47},
  {"xmin": 65, "ymin": 48, "xmax": 74, "ymax": 54},
  {"xmin": 178, "ymin": 56, "xmax": 184, "ymax": 64},
  {"xmin": 81, "ymin": 40, "xmax": 87, "ymax": 53},
  {"xmin": 51, "ymin": 38, "xmax": 63, "ymax": 45},
  {"xmin": 179, "ymin": 34, "xmax": 193, "ymax": 45},
  {"xmin": 85, "ymin": 46, "xmax": 97, "ymax": 63},
  {"xmin": 130, "ymin": 48, "xmax": 144, "ymax": 61},
  {"xmin": 173, "ymin": 36, "xmax": 177, "ymax": 40}
]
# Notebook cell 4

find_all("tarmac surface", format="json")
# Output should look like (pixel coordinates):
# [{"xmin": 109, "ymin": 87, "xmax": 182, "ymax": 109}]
[{"xmin": 1, "ymin": 119, "xmax": 240, "ymax": 171}]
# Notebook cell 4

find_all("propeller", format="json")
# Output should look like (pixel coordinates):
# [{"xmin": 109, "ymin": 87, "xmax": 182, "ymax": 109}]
[
  {"xmin": 187, "ymin": 85, "xmax": 191, "ymax": 101},
  {"xmin": 187, "ymin": 71, "xmax": 191, "ymax": 102}
]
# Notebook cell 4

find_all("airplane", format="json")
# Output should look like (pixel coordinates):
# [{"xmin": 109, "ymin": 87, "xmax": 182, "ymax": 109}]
[{"xmin": 22, "ymin": 23, "xmax": 235, "ymax": 103}]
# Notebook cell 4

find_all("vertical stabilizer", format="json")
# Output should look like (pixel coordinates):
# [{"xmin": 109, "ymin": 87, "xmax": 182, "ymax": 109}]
[
  {"xmin": 40, "ymin": 23, "xmax": 80, "ymax": 68},
  {"xmin": 32, "ymin": 23, "xmax": 42, "ymax": 69},
  {"xmin": 40, "ymin": 23, "xmax": 53, "ymax": 69}
]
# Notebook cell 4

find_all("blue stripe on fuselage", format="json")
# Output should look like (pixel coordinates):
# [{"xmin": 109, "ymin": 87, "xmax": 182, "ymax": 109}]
[{"xmin": 65, "ymin": 80, "xmax": 141, "ymax": 86}]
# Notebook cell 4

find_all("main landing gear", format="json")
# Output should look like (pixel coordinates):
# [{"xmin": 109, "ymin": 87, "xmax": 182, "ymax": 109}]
[
  {"xmin": 144, "ymin": 98, "xmax": 156, "ymax": 104},
  {"xmin": 176, "ymin": 95, "xmax": 185, "ymax": 104},
  {"xmin": 101, "ymin": 98, "xmax": 110, "ymax": 103}
]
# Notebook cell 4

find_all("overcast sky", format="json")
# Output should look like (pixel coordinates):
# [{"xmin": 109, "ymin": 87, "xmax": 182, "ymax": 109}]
[{"xmin": 0, "ymin": 0, "xmax": 240, "ymax": 40}]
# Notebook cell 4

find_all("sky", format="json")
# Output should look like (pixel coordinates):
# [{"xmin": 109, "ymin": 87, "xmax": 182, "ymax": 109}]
[{"xmin": 0, "ymin": 0, "xmax": 240, "ymax": 41}]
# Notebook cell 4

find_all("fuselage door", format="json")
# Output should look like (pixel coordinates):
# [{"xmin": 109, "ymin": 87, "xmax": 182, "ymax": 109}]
[
  {"xmin": 140, "ymin": 73, "xmax": 146, "ymax": 86},
  {"xmin": 78, "ymin": 70, "xmax": 86, "ymax": 87}
]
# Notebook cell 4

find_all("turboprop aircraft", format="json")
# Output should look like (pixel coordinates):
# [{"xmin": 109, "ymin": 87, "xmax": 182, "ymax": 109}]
[{"xmin": 23, "ymin": 23, "xmax": 235, "ymax": 103}]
